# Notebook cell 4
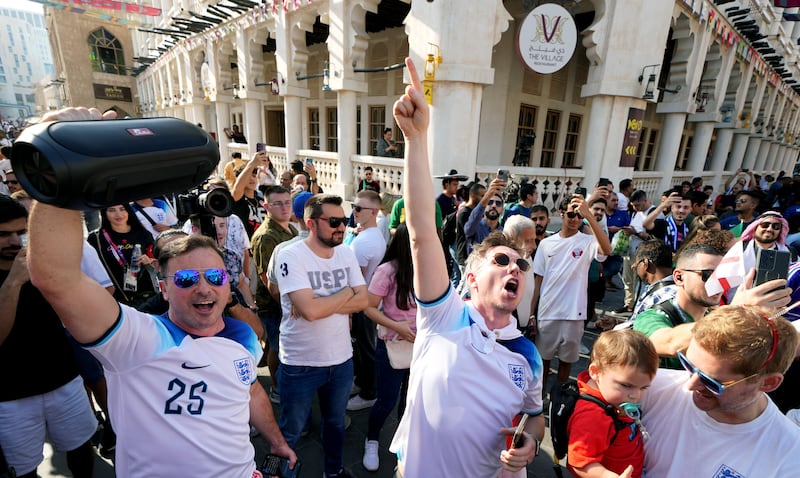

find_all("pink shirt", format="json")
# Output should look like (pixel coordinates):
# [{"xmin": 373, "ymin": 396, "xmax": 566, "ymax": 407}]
[{"xmin": 368, "ymin": 261, "xmax": 417, "ymax": 341}]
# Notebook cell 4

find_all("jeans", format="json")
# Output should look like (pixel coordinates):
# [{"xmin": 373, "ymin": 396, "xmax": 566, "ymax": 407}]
[
  {"xmin": 278, "ymin": 358, "xmax": 353, "ymax": 475},
  {"xmin": 367, "ymin": 340, "xmax": 410, "ymax": 441},
  {"xmin": 448, "ymin": 245, "xmax": 461, "ymax": 288}
]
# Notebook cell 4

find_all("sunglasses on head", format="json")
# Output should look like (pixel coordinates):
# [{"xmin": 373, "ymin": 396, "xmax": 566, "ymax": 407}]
[
  {"xmin": 163, "ymin": 268, "xmax": 229, "ymax": 288},
  {"xmin": 315, "ymin": 215, "xmax": 349, "ymax": 228},
  {"xmin": 489, "ymin": 252, "xmax": 531, "ymax": 272},
  {"xmin": 564, "ymin": 211, "xmax": 582, "ymax": 219},
  {"xmin": 352, "ymin": 205, "xmax": 375, "ymax": 213},
  {"xmin": 681, "ymin": 268, "xmax": 714, "ymax": 282},
  {"xmin": 758, "ymin": 221, "xmax": 782, "ymax": 231}
]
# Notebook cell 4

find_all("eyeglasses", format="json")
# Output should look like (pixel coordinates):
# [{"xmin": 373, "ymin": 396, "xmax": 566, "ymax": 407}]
[
  {"xmin": 2, "ymin": 180, "xmax": 18, "ymax": 185},
  {"xmin": 681, "ymin": 268, "xmax": 714, "ymax": 282},
  {"xmin": 487, "ymin": 199, "xmax": 503, "ymax": 207},
  {"xmin": 269, "ymin": 201, "xmax": 291, "ymax": 208},
  {"xmin": 677, "ymin": 350, "xmax": 759, "ymax": 396},
  {"xmin": 315, "ymin": 215, "xmax": 349, "ymax": 228},
  {"xmin": 564, "ymin": 211, "xmax": 582, "ymax": 219},
  {"xmin": 758, "ymin": 221, "xmax": 782, "ymax": 231},
  {"xmin": 163, "ymin": 268, "xmax": 229, "ymax": 289},
  {"xmin": 352, "ymin": 205, "xmax": 376, "ymax": 213},
  {"xmin": 489, "ymin": 252, "xmax": 531, "ymax": 272},
  {"xmin": 735, "ymin": 198, "xmax": 749, "ymax": 204}
]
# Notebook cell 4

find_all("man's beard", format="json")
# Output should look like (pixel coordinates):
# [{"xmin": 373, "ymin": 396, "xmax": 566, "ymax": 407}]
[
  {"xmin": 485, "ymin": 209, "xmax": 500, "ymax": 221},
  {"xmin": 756, "ymin": 234, "xmax": 778, "ymax": 245},
  {"xmin": 318, "ymin": 233, "xmax": 343, "ymax": 248},
  {"xmin": 535, "ymin": 225, "xmax": 546, "ymax": 235}
]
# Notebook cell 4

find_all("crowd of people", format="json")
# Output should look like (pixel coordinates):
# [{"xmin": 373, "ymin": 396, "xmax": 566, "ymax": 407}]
[{"xmin": 1, "ymin": 57, "xmax": 800, "ymax": 478}]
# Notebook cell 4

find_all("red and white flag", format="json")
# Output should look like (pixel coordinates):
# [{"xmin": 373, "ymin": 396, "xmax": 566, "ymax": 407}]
[{"xmin": 706, "ymin": 240, "xmax": 746, "ymax": 297}]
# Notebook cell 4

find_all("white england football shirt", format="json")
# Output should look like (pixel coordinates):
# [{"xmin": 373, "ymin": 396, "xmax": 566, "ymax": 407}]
[{"xmin": 87, "ymin": 306, "xmax": 262, "ymax": 477}]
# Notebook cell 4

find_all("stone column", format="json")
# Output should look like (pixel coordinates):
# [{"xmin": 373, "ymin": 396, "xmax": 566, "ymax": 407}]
[
  {"xmin": 726, "ymin": 132, "xmax": 749, "ymax": 172},
  {"xmin": 654, "ymin": 113, "xmax": 688, "ymax": 193},
  {"xmin": 709, "ymin": 127, "xmax": 734, "ymax": 192},
  {"xmin": 215, "ymin": 101, "xmax": 231, "ymax": 174},
  {"xmin": 742, "ymin": 136, "xmax": 762, "ymax": 171},
  {"xmin": 686, "ymin": 122, "xmax": 714, "ymax": 174},
  {"xmin": 404, "ymin": 0, "xmax": 515, "ymax": 186},
  {"xmin": 755, "ymin": 140, "xmax": 772, "ymax": 173}
]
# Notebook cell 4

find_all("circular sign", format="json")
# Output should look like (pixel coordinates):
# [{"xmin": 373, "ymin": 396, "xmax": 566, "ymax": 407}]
[{"xmin": 517, "ymin": 3, "xmax": 577, "ymax": 74}]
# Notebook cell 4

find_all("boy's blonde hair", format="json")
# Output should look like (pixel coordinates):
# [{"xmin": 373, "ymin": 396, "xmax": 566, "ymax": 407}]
[{"xmin": 591, "ymin": 329, "xmax": 659, "ymax": 377}]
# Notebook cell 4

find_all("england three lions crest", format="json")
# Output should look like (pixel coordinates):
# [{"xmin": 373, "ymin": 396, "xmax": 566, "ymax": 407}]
[
  {"xmin": 508, "ymin": 364, "xmax": 525, "ymax": 391},
  {"xmin": 234, "ymin": 357, "xmax": 254, "ymax": 384}
]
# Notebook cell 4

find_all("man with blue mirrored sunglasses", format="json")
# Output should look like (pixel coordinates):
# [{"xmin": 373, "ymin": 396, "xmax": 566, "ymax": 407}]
[
  {"xmin": 27, "ymin": 107, "xmax": 297, "ymax": 478},
  {"xmin": 638, "ymin": 305, "xmax": 800, "ymax": 477}
]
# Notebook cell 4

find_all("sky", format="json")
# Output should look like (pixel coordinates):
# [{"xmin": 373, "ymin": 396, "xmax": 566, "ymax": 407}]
[{"xmin": 0, "ymin": 0, "xmax": 44, "ymax": 13}]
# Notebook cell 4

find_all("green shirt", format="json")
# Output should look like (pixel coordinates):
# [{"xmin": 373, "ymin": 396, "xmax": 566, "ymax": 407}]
[
  {"xmin": 251, "ymin": 218, "xmax": 298, "ymax": 314},
  {"xmin": 633, "ymin": 300, "xmax": 695, "ymax": 370},
  {"xmin": 388, "ymin": 197, "xmax": 443, "ymax": 230}
]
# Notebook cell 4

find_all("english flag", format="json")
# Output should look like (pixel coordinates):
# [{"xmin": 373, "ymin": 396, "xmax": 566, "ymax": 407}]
[{"xmin": 706, "ymin": 240, "xmax": 746, "ymax": 297}]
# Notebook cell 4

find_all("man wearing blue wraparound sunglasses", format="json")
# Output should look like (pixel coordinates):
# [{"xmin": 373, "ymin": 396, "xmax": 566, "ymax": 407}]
[
  {"xmin": 638, "ymin": 305, "xmax": 800, "ymax": 477},
  {"xmin": 27, "ymin": 107, "xmax": 297, "ymax": 478}
]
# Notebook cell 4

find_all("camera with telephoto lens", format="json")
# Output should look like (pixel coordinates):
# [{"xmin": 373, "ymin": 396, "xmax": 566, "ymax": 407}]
[{"xmin": 175, "ymin": 188, "xmax": 233, "ymax": 220}]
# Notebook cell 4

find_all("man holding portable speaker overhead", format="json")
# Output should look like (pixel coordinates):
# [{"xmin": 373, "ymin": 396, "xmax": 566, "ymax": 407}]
[{"xmin": 21, "ymin": 107, "xmax": 296, "ymax": 477}]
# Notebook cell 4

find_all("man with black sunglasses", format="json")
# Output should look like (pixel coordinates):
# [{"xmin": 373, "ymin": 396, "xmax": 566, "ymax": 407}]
[
  {"xmin": 273, "ymin": 193, "xmax": 368, "ymax": 478},
  {"xmin": 389, "ymin": 58, "xmax": 543, "ymax": 477},
  {"xmin": 634, "ymin": 243, "xmax": 723, "ymax": 369},
  {"xmin": 464, "ymin": 179, "xmax": 506, "ymax": 258},
  {"xmin": 27, "ymin": 107, "xmax": 296, "ymax": 477},
  {"xmin": 638, "ymin": 305, "xmax": 800, "ymax": 477}
]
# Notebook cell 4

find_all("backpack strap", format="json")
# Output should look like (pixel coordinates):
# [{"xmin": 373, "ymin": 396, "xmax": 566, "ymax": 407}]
[
  {"xmin": 578, "ymin": 393, "xmax": 629, "ymax": 442},
  {"xmin": 653, "ymin": 300, "xmax": 686, "ymax": 327}
]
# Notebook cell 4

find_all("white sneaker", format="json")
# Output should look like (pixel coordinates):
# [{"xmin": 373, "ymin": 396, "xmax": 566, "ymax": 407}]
[
  {"xmin": 362, "ymin": 439, "xmax": 379, "ymax": 471},
  {"xmin": 346, "ymin": 395, "xmax": 377, "ymax": 411}
]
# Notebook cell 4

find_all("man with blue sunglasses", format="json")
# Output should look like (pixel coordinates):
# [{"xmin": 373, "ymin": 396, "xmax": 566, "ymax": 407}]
[
  {"xmin": 27, "ymin": 107, "xmax": 296, "ymax": 478},
  {"xmin": 638, "ymin": 305, "xmax": 800, "ymax": 477}
]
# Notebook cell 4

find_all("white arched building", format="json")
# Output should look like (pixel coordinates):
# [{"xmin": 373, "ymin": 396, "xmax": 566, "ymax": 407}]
[{"xmin": 134, "ymin": 0, "xmax": 800, "ymax": 207}]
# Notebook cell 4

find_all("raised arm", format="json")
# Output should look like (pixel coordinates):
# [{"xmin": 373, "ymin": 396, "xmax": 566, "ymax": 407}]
[
  {"xmin": 393, "ymin": 58, "xmax": 445, "ymax": 302},
  {"xmin": 28, "ymin": 107, "xmax": 121, "ymax": 344},
  {"xmin": 232, "ymin": 152, "xmax": 264, "ymax": 201}
]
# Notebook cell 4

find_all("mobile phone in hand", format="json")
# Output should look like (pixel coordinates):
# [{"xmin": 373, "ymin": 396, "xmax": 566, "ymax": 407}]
[
  {"xmin": 497, "ymin": 169, "xmax": 509, "ymax": 182},
  {"xmin": 754, "ymin": 248, "xmax": 790, "ymax": 287},
  {"xmin": 256, "ymin": 142, "xmax": 266, "ymax": 152},
  {"xmin": 511, "ymin": 413, "xmax": 529, "ymax": 449},
  {"xmin": 261, "ymin": 454, "xmax": 301, "ymax": 478},
  {"xmin": 305, "ymin": 157, "xmax": 313, "ymax": 166},
  {"xmin": 575, "ymin": 187, "xmax": 587, "ymax": 197}
]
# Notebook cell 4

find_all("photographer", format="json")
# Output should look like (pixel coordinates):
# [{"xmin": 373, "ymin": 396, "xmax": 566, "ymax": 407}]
[{"xmin": 26, "ymin": 106, "xmax": 295, "ymax": 477}]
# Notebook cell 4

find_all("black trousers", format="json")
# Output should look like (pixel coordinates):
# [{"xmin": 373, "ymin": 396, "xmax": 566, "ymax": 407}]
[{"xmin": 351, "ymin": 311, "xmax": 377, "ymax": 400}]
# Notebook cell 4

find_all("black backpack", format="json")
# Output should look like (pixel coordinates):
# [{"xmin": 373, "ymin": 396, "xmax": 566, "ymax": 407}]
[
  {"xmin": 441, "ymin": 210, "xmax": 458, "ymax": 246},
  {"xmin": 549, "ymin": 381, "xmax": 628, "ymax": 462}
]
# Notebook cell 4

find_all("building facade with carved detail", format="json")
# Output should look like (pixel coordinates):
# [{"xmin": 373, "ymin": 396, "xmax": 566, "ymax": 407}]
[{"xmin": 123, "ymin": 0, "xmax": 800, "ymax": 207}]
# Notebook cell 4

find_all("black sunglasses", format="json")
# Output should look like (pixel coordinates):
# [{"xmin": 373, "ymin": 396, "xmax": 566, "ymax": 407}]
[
  {"xmin": 682, "ymin": 268, "xmax": 714, "ymax": 282},
  {"xmin": 352, "ymin": 205, "xmax": 376, "ymax": 213},
  {"xmin": 564, "ymin": 211, "xmax": 582, "ymax": 219},
  {"xmin": 3, "ymin": 180, "xmax": 18, "ymax": 185},
  {"xmin": 315, "ymin": 215, "xmax": 349, "ymax": 228},
  {"xmin": 489, "ymin": 252, "xmax": 531, "ymax": 272},
  {"xmin": 758, "ymin": 221, "xmax": 782, "ymax": 231}
]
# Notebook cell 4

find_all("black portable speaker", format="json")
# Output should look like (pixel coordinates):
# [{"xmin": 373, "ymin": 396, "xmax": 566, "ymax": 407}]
[{"xmin": 11, "ymin": 117, "xmax": 220, "ymax": 210}]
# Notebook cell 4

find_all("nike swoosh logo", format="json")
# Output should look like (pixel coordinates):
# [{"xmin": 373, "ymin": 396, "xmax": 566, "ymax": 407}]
[{"xmin": 181, "ymin": 362, "xmax": 210, "ymax": 370}]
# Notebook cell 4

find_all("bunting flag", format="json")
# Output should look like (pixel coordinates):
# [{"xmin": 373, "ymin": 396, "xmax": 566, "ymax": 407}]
[
  {"xmin": 30, "ymin": 0, "xmax": 161, "ymax": 16},
  {"xmin": 775, "ymin": 1, "xmax": 800, "ymax": 8},
  {"xmin": 785, "ymin": 12, "xmax": 800, "ymax": 21},
  {"xmin": 30, "ymin": 0, "xmax": 155, "ymax": 27}
]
